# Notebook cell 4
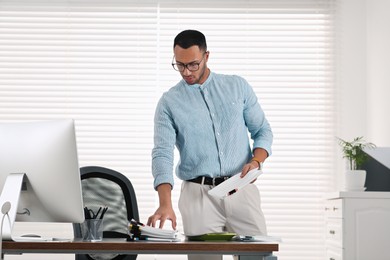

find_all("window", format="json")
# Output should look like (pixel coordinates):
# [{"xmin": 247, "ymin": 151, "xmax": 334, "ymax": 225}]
[{"xmin": 0, "ymin": 1, "xmax": 335, "ymax": 259}]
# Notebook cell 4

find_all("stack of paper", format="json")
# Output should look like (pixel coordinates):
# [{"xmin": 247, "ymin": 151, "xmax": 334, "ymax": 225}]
[
  {"xmin": 136, "ymin": 225, "xmax": 178, "ymax": 239},
  {"xmin": 128, "ymin": 219, "xmax": 178, "ymax": 241}
]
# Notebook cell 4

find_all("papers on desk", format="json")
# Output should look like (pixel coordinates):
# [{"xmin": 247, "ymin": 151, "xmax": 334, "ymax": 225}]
[
  {"xmin": 128, "ymin": 219, "xmax": 179, "ymax": 242},
  {"xmin": 134, "ymin": 225, "xmax": 177, "ymax": 239},
  {"xmin": 208, "ymin": 168, "xmax": 263, "ymax": 198}
]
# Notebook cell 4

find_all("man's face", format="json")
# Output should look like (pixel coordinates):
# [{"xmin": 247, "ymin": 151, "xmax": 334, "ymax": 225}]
[{"xmin": 173, "ymin": 45, "xmax": 209, "ymax": 85}]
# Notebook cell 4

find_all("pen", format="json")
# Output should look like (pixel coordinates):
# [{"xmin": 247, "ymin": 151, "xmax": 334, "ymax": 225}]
[
  {"xmin": 100, "ymin": 207, "xmax": 108, "ymax": 219},
  {"xmin": 94, "ymin": 207, "xmax": 102, "ymax": 219},
  {"xmin": 228, "ymin": 189, "xmax": 237, "ymax": 196},
  {"xmin": 84, "ymin": 207, "xmax": 92, "ymax": 219}
]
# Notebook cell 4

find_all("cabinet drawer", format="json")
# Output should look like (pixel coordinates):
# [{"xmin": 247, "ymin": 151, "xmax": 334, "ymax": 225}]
[
  {"xmin": 325, "ymin": 199, "xmax": 343, "ymax": 218},
  {"xmin": 325, "ymin": 218, "xmax": 343, "ymax": 246},
  {"xmin": 326, "ymin": 246, "xmax": 342, "ymax": 260}
]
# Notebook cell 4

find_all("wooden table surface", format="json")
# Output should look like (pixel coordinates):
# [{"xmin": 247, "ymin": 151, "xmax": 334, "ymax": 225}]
[{"xmin": 3, "ymin": 239, "xmax": 279, "ymax": 255}]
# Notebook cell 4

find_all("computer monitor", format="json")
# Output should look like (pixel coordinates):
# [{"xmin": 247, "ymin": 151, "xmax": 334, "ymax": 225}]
[
  {"xmin": 362, "ymin": 147, "xmax": 390, "ymax": 191},
  {"xmin": 0, "ymin": 119, "xmax": 84, "ymax": 240}
]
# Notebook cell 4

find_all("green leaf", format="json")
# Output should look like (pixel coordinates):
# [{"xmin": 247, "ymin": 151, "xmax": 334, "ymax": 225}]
[{"xmin": 336, "ymin": 136, "xmax": 376, "ymax": 170}]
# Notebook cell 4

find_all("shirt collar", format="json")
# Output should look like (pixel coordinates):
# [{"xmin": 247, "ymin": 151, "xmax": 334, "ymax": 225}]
[{"xmin": 183, "ymin": 71, "xmax": 214, "ymax": 90}]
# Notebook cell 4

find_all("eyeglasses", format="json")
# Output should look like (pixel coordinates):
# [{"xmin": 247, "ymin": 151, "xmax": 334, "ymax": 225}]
[{"xmin": 171, "ymin": 53, "xmax": 207, "ymax": 72}]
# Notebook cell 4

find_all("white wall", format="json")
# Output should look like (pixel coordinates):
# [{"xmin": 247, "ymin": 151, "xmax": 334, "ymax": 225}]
[
  {"xmin": 366, "ymin": 0, "xmax": 390, "ymax": 146},
  {"xmin": 336, "ymin": 0, "xmax": 368, "ymax": 140},
  {"xmin": 337, "ymin": 0, "xmax": 390, "ymax": 145}
]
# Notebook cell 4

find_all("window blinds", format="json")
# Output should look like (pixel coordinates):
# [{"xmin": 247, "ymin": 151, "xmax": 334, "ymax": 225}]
[{"xmin": 0, "ymin": 1, "xmax": 335, "ymax": 259}]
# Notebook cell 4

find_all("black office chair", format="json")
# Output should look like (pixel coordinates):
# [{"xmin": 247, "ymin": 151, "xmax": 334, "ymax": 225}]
[{"xmin": 73, "ymin": 166, "xmax": 139, "ymax": 260}]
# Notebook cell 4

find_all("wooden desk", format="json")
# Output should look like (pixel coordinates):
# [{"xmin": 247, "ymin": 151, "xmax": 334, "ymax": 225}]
[{"xmin": 3, "ymin": 239, "xmax": 278, "ymax": 259}]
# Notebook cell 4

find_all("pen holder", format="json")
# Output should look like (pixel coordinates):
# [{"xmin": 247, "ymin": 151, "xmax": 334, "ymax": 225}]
[{"xmin": 82, "ymin": 219, "xmax": 104, "ymax": 242}]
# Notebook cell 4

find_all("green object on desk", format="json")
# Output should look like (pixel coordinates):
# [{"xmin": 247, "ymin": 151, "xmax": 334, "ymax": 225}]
[{"xmin": 187, "ymin": 233, "xmax": 236, "ymax": 241}]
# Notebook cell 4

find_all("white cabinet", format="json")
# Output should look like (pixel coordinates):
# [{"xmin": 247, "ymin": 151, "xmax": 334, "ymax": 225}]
[{"xmin": 324, "ymin": 192, "xmax": 390, "ymax": 260}]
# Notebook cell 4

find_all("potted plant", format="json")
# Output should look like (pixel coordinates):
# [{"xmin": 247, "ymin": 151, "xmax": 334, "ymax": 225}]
[{"xmin": 337, "ymin": 136, "xmax": 376, "ymax": 191}]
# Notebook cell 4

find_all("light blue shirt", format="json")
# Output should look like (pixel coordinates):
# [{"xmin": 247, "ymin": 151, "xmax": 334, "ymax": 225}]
[{"xmin": 152, "ymin": 71, "xmax": 273, "ymax": 189}]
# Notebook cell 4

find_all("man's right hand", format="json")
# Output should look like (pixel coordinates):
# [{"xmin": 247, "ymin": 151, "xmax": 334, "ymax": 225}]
[
  {"xmin": 147, "ymin": 183, "xmax": 177, "ymax": 230},
  {"xmin": 147, "ymin": 206, "xmax": 177, "ymax": 230}
]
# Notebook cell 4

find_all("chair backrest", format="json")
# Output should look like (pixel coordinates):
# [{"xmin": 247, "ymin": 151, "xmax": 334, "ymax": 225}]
[{"xmin": 74, "ymin": 166, "xmax": 139, "ymax": 260}]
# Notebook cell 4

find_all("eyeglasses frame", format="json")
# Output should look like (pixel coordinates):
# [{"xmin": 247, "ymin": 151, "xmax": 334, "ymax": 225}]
[{"xmin": 171, "ymin": 52, "xmax": 208, "ymax": 72}]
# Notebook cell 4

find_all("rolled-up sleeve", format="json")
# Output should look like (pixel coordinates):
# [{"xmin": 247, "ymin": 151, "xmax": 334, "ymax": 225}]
[
  {"xmin": 242, "ymin": 78, "xmax": 273, "ymax": 156},
  {"xmin": 151, "ymin": 96, "xmax": 176, "ymax": 189}
]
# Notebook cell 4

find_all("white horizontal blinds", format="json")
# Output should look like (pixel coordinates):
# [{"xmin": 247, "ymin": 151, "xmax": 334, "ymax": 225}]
[
  {"xmin": 0, "ymin": 1, "xmax": 335, "ymax": 260},
  {"xmin": 159, "ymin": 1, "xmax": 335, "ymax": 260},
  {"xmin": 0, "ymin": 3, "xmax": 159, "ymax": 230}
]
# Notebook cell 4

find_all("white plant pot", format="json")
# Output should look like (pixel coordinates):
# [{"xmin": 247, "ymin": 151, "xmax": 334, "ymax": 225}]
[{"xmin": 344, "ymin": 170, "xmax": 367, "ymax": 191}]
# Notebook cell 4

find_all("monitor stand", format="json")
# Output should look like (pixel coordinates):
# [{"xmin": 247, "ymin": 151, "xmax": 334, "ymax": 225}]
[{"xmin": 0, "ymin": 173, "xmax": 25, "ymax": 241}]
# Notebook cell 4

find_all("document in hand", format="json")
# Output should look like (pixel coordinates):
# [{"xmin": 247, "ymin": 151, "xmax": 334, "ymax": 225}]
[{"xmin": 208, "ymin": 168, "xmax": 263, "ymax": 198}]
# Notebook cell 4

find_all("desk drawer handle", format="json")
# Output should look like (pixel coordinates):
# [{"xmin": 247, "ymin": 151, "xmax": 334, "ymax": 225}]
[
  {"xmin": 324, "ymin": 206, "xmax": 339, "ymax": 212},
  {"xmin": 329, "ymin": 230, "xmax": 336, "ymax": 235},
  {"xmin": 330, "ymin": 258, "xmax": 336, "ymax": 260}
]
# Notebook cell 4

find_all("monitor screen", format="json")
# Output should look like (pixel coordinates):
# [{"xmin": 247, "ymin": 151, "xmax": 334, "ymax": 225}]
[
  {"xmin": 362, "ymin": 147, "xmax": 390, "ymax": 191},
  {"xmin": 0, "ymin": 119, "xmax": 84, "ymax": 240}
]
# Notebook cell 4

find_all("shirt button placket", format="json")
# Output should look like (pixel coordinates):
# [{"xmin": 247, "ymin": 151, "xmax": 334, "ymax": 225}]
[{"xmin": 201, "ymin": 87, "xmax": 223, "ymax": 175}]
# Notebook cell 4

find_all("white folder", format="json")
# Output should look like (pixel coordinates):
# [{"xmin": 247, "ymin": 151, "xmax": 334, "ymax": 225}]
[{"xmin": 208, "ymin": 168, "xmax": 263, "ymax": 198}]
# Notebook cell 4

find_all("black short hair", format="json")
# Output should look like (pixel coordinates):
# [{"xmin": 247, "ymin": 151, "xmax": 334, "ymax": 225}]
[{"xmin": 173, "ymin": 30, "xmax": 207, "ymax": 51}]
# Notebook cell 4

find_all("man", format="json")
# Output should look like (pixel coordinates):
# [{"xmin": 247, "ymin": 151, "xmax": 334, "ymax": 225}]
[{"xmin": 148, "ymin": 30, "xmax": 273, "ymax": 260}]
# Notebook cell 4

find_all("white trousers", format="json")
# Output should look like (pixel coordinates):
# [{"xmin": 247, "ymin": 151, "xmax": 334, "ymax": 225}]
[{"xmin": 178, "ymin": 181, "xmax": 267, "ymax": 260}]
